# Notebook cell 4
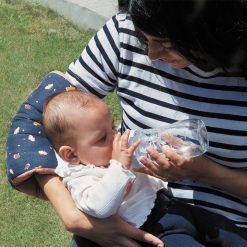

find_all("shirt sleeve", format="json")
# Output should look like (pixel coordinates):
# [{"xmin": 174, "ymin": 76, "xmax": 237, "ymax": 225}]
[
  {"xmin": 6, "ymin": 71, "xmax": 77, "ymax": 187},
  {"xmin": 61, "ymin": 160, "xmax": 136, "ymax": 218},
  {"xmin": 66, "ymin": 14, "xmax": 123, "ymax": 98}
]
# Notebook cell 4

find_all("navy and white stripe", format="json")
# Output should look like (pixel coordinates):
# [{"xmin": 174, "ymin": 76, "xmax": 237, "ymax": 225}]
[{"xmin": 66, "ymin": 13, "xmax": 247, "ymax": 228}]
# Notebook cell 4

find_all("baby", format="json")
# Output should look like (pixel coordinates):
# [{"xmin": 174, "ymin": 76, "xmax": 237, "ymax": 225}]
[{"xmin": 42, "ymin": 90, "xmax": 166, "ymax": 247}]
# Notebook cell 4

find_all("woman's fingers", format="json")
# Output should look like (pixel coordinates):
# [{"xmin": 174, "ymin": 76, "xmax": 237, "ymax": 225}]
[
  {"xmin": 162, "ymin": 146, "xmax": 190, "ymax": 167},
  {"xmin": 140, "ymin": 147, "xmax": 171, "ymax": 170},
  {"xmin": 125, "ymin": 227, "xmax": 164, "ymax": 247},
  {"xmin": 139, "ymin": 147, "xmax": 182, "ymax": 181},
  {"xmin": 143, "ymin": 233, "xmax": 164, "ymax": 247},
  {"xmin": 101, "ymin": 237, "xmax": 142, "ymax": 247},
  {"xmin": 138, "ymin": 145, "xmax": 195, "ymax": 181},
  {"xmin": 98, "ymin": 216, "xmax": 163, "ymax": 247},
  {"xmin": 139, "ymin": 155, "xmax": 162, "ymax": 175},
  {"xmin": 147, "ymin": 147, "xmax": 171, "ymax": 167}
]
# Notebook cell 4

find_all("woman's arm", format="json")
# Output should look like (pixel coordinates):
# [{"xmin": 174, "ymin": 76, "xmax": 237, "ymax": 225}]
[
  {"xmin": 36, "ymin": 174, "xmax": 164, "ymax": 247},
  {"xmin": 193, "ymin": 155, "xmax": 247, "ymax": 198},
  {"xmin": 15, "ymin": 175, "xmax": 48, "ymax": 200},
  {"xmin": 140, "ymin": 147, "xmax": 247, "ymax": 199}
]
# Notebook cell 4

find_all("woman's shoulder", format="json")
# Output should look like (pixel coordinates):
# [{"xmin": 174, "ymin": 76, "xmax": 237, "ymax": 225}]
[
  {"xmin": 115, "ymin": 11, "xmax": 130, "ymax": 22},
  {"xmin": 110, "ymin": 12, "xmax": 135, "ymax": 32}
]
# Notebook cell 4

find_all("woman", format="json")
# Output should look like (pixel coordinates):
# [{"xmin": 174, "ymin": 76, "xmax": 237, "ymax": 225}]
[{"xmin": 6, "ymin": 0, "xmax": 247, "ymax": 246}]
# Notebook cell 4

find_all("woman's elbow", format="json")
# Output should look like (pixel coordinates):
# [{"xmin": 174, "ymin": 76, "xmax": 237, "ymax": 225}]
[{"xmin": 61, "ymin": 209, "xmax": 94, "ymax": 234}]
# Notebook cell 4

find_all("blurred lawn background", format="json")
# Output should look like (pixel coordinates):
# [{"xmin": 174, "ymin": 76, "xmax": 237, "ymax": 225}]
[{"xmin": 0, "ymin": 0, "xmax": 120, "ymax": 246}]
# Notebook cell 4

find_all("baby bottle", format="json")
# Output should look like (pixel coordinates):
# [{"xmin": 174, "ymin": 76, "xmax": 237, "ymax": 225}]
[{"xmin": 128, "ymin": 119, "xmax": 209, "ymax": 168}]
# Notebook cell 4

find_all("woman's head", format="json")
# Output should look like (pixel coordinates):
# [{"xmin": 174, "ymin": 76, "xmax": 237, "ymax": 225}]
[
  {"xmin": 138, "ymin": 32, "xmax": 191, "ymax": 69},
  {"xmin": 128, "ymin": 0, "xmax": 247, "ymax": 73}
]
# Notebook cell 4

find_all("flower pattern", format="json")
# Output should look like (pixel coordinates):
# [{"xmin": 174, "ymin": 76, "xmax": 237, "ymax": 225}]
[{"xmin": 6, "ymin": 72, "xmax": 76, "ymax": 185}]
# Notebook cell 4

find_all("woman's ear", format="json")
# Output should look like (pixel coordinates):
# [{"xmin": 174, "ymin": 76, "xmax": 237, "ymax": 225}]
[{"xmin": 59, "ymin": 146, "xmax": 80, "ymax": 164}]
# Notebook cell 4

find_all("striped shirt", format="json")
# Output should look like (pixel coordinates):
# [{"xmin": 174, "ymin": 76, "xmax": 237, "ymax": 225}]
[{"xmin": 66, "ymin": 13, "xmax": 247, "ymax": 228}]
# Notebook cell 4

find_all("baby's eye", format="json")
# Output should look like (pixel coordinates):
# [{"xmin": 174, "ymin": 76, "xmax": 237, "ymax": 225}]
[{"xmin": 99, "ymin": 135, "xmax": 107, "ymax": 142}]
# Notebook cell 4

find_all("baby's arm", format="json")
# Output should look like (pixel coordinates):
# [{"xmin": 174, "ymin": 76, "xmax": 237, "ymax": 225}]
[{"xmin": 60, "ymin": 162, "xmax": 135, "ymax": 218}]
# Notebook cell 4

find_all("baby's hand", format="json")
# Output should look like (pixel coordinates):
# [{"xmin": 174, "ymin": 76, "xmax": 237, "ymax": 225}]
[{"xmin": 112, "ymin": 130, "xmax": 140, "ymax": 170}]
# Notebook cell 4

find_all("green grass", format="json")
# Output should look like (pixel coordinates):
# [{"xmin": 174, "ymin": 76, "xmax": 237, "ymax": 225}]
[{"xmin": 0, "ymin": 0, "xmax": 120, "ymax": 246}]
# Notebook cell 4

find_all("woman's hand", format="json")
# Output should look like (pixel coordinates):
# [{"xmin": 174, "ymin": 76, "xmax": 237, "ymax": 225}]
[
  {"xmin": 36, "ymin": 174, "xmax": 164, "ymax": 247},
  {"xmin": 139, "ymin": 147, "xmax": 247, "ymax": 198},
  {"xmin": 139, "ymin": 146, "xmax": 201, "ymax": 181},
  {"xmin": 71, "ymin": 214, "xmax": 164, "ymax": 247}
]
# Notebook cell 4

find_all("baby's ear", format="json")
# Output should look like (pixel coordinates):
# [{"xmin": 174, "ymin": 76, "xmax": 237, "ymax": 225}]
[{"xmin": 59, "ymin": 146, "xmax": 80, "ymax": 164}]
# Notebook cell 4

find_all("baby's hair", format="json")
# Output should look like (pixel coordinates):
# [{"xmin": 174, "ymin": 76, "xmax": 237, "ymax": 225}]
[{"xmin": 42, "ymin": 90, "xmax": 101, "ymax": 152}]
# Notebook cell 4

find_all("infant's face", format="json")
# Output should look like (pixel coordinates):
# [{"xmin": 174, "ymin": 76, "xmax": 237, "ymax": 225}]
[{"xmin": 73, "ymin": 101, "xmax": 115, "ymax": 166}]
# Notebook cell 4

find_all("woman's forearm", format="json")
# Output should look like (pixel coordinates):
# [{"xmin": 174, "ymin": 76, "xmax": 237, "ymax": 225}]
[
  {"xmin": 143, "ymin": 147, "xmax": 247, "ymax": 199},
  {"xmin": 15, "ymin": 175, "xmax": 48, "ymax": 200},
  {"xmin": 35, "ymin": 174, "xmax": 165, "ymax": 247},
  {"xmin": 35, "ymin": 174, "xmax": 92, "ymax": 234},
  {"xmin": 197, "ymin": 156, "xmax": 247, "ymax": 199}
]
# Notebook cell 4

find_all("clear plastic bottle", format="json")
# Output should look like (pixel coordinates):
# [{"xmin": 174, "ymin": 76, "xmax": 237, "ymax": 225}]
[{"xmin": 128, "ymin": 119, "xmax": 209, "ymax": 168}]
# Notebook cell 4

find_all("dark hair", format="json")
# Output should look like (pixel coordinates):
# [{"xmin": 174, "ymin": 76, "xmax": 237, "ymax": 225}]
[
  {"xmin": 129, "ymin": 0, "xmax": 247, "ymax": 76},
  {"xmin": 118, "ymin": 0, "xmax": 129, "ymax": 11}
]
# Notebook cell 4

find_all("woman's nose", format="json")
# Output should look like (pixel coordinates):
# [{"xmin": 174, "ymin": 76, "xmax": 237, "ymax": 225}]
[{"xmin": 148, "ymin": 42, "xmax": 169, "ymax": 61}]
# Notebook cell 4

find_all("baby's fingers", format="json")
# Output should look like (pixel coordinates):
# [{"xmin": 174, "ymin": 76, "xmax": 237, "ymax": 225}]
[
  {"xmin": 121, "ymin": 130, "xmax": 140, "ymax": 155},
  {"xmin": 113, "ymin": 132, "xmax": 121, "ymax": 148},
  {"xmin": 129, "ymin": 139, "xmax": 141, "ymax": 153},
  {"xmin": 121, "ymin": 129, "xmax": 131, "ymax": 145}
]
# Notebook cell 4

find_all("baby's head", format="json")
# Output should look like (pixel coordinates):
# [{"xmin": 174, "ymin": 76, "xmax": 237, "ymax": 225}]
[{"xmin": 43, "ymin": 90, "xmax": 115, "ymax": 166}]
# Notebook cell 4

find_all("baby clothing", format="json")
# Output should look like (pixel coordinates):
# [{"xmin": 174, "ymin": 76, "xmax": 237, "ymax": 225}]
[{"xmin": 55, "ymin": 157, "xmax": 167, "ymax": 227}]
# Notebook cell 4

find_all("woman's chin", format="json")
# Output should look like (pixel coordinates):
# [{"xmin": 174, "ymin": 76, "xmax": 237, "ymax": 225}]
[{"xmin": 160, "ymin": 59, "xmax": 191, "ymax": 69}]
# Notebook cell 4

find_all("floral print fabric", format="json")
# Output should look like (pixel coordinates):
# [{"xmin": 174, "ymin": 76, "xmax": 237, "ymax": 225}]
[{"xmin": 6, "ymin": 72, "xmax": 76, "ymax": 186}]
